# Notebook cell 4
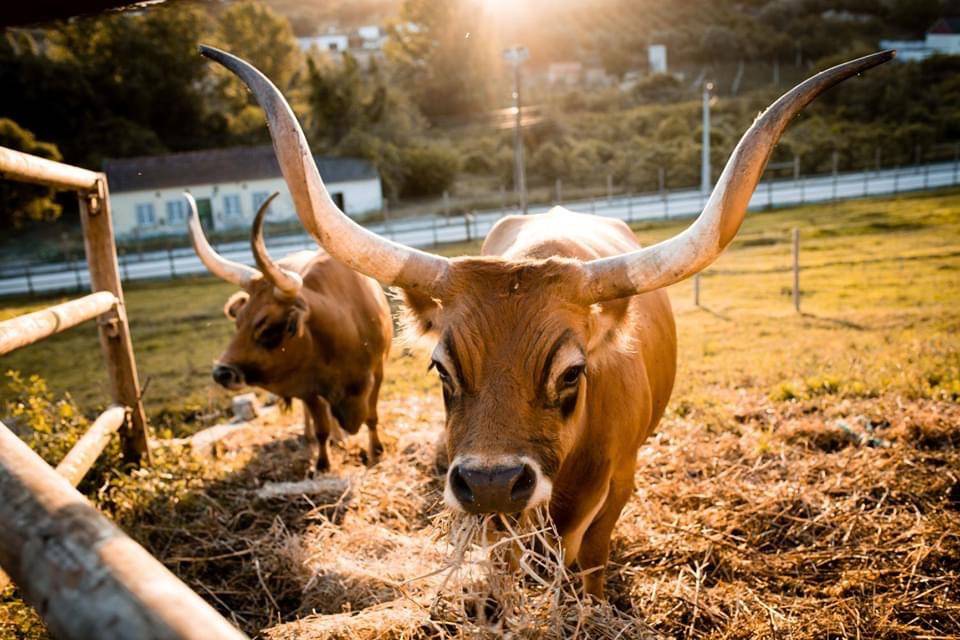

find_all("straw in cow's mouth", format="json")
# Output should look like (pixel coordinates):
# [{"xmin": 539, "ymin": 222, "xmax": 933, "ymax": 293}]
[{"xmin": 404, "ymin": 507, "xmax": 656, "ymax": 638}]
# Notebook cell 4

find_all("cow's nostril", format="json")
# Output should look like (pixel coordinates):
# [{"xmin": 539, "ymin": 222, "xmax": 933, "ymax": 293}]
[
  {"xmin": 449, "ymin": 464, "xmax": 475, "ymax": 506},
  {"xmin": 510, "ymin": 464, "xmax": 536, "ymax": 503},
  {"xmin": 212, "ymin": 364, "xmax": 241, "ymax": 388}
]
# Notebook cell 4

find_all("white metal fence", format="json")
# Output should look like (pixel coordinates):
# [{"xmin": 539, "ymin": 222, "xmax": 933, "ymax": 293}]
[{"xmin": 2, "ymin": 158, "xmax": 959, "ymax": 297}]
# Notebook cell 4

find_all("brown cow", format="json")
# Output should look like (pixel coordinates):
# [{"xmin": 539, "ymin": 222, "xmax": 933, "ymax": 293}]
[
  {"xmin": 201, "ymin": 45, "xmax": 893, "ymax": 596},
  {"xmin": 186, "ymin": 193, "xmax": 393, "ymax": 473}
]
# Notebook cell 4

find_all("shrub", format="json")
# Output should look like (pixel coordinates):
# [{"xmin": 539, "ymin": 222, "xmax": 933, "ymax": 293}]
[
  {"xmin": 3, "ymin": 370, "xmax": 121, "ymax": 485},
  {"xmin": 400, "ymin": 143, "xmax": 461, "ymax": 198}
]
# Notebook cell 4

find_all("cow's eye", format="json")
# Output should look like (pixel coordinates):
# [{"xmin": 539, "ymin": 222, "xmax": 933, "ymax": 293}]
[
  {"xmin": 559, "ymin": 364, "xmax": 585, "ymax": 388},
  {"xmin": 256, "ymin": 322, "xmax": 287, "ymax": 350},
  {"xmin": 430, "ymin": 360, "xmax": 452, "ymax": 385}
]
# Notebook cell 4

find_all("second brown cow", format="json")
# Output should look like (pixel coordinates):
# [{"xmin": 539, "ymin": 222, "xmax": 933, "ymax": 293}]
[{"xmin": 186, "ymin": 193, "xmax": 393, "ymax": 473}]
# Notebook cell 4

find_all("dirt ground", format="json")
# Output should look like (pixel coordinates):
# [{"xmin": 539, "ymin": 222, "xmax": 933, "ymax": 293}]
[{"xmin": 86, "ymin": 381, "xmax": 960, "ymax": 639}]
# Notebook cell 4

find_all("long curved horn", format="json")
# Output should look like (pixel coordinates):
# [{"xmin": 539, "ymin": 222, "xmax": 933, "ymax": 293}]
[
  {"xmin": 251, "ymin": 192, "xmax": 303, "ymax": 301},
  {"xmin": 199, "ymin": 45, "xmax": 450, "ymax": 296},
  {"xmin": 185, "ymin": 192, "xmax": 260, "ymax": 288},
  {"xmin": 580, "ymin": 50, "xmax": 895, "ymax": 303}
]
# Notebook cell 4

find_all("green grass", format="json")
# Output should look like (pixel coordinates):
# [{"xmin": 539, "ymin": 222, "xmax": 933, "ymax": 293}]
[
  {"xmin": 1, "ymin": 188, "xmax": 959, "ymax": 439},
  {"xmin": 2, "ymin": 189, "xmax": 959, "ymax": 639}
]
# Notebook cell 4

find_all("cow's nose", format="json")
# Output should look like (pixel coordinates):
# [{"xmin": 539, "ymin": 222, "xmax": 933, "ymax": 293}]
[
  {"xmin": 449, "ymin": 463, "xmax": 537, "ymax": 513},
  {"xmin": 212, "ymin": 364, "xmax": 243, "ymax": 389}
]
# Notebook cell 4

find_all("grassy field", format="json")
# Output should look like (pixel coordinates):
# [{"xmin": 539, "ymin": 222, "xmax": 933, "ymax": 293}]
[{"xmin": 2, "ymin": 189, "xmax": 959, "ymax": 638}]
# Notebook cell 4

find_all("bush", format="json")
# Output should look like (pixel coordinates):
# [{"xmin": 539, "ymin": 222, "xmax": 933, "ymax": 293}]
[
  {"xmin": 0, "ymin": 118, "xmax": 63, "ymax": 230},
  {"xmin": 399, "ymin": 143, "xmax": 461, "ymax": 198},
  {"xmin": 3, "ymin": 370, "xmax": 121, "ymax": 486},
  {"xmin": 632, "ymin": 74, "xmax": 688, "ymax": 105}
]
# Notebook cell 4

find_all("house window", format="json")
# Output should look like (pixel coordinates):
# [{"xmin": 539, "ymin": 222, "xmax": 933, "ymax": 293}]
[
  {"xmin": 223, "ymin": 194, "xmax": 242, "ymax": 217},
  {"xmin": 251, "ymin": 191, "xmax": 271, "ymax": 213},
  {"xmin": 165, "ymin": 199, "xmax": 187, "ymax": 225},
  {"xmin": 135, "ymin": 203, "xmax": 155, "ymax": 227}
]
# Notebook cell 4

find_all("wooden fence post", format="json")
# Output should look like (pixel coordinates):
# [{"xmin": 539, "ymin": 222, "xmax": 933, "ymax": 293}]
[
  {"xmin": 693, "ymin": 274, "xmax": 701, "ymax": 307},
  {"xmin": 831, "ymin": 151, "xmax": 839, "ymax": 203},
  {"xmin": 792, "ymin": 227, "xmax": 801, "ymax": 313},
  {"xmin": 555, "ymin": 178, "xmax": 563, "ymax": 205},
  {"xmin": 659, "ymin": 167, "xmax": 668, "ymax": 218},
  {"xmin": 78, "ymin": 175, "xmax": 150, "ymax": 465},
  {"xmin": 953, "ymin": 143, "xmax": 959, "ymax": 185}
]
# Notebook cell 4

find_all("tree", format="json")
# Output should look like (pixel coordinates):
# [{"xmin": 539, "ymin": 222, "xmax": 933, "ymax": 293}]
[
  {"xmin": 49, "ymin": 4, "xmax": 222, "ymax": 162},
  {"xmin": 0, "ymin": 119, "xmax": 63, "ymax": 230},
  {"xmin": 385, "ymin": 0, "xmax": 499, "ymax": 120},
  {"xmin": 217, "ymin": 0, "xmax": 301, "ymax": 92},
  {"xmin": 399, "ymin": 144, "xmax": 461, "ymax": 197}
]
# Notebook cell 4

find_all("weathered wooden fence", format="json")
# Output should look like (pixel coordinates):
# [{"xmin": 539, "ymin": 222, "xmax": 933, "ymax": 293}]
[{"xmin": 0, "ymin": 146, "xmax": 248, "ymax": 639}]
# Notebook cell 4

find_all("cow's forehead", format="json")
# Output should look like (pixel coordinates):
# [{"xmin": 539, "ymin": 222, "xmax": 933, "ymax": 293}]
[{"xmin": 443, "ymin": 256, "xmax": 586, "ymax": 298}]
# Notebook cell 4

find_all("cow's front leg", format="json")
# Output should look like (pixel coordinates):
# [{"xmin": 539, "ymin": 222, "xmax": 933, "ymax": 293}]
[
  {"xmin": 303, "ymin": 396, "xmax": 335, "ymax": 475},
  {"xmin": 576, "ymin": 477, "xmax": 633, "ymax": 600},
  {"xmin": 363, "ymin": 369, "xmax": 385, "ymax": 465}
]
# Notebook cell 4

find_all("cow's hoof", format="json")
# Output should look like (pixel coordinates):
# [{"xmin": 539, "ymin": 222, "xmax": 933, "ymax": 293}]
[
  {"xmin": 360, "ymin": 441, "xmax": 384, "ymax": 467},
  {"xmin": 358, "ymin": 448, "xmax": 379, "ymax": 467},
  {"xmin": 463, "ymin": 591, "xmax": 502, "ymax": 626},
  {"xmin": 306, "ymin": 460, "xmax": 330, "ymax": 478}
]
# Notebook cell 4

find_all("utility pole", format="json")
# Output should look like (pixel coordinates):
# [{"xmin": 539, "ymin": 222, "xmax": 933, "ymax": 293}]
[
  {"xmin": 701, "ymin": 81, "xmax": 713, "ymax": 200},
  {"xmin": 503, "ymin": 45, "xmax": 529, "ymax": 215}
]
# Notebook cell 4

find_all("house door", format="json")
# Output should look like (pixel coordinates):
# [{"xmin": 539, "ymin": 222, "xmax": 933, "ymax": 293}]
[{"xmin": 195, "ymin": 197, "xmax": 214, "ymax": 230}]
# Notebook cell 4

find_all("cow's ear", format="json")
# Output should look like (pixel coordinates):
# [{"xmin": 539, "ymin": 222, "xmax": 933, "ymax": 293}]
[
  {"xmin": 224, "ymin": 291, "xmax": 249, "ymax": 320},
  {"xmin": 586, "ymin": 297, "xmax": 632, "ymax": 354},
  {"xmin": 397, "ymin": 287, "xmax": 443, "ymax": 343}
]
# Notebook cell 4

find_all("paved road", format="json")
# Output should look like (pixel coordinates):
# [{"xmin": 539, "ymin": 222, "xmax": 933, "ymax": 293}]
[{"xmin": 2, "ymin": 161, "xmax": 957, "ymax": 297}]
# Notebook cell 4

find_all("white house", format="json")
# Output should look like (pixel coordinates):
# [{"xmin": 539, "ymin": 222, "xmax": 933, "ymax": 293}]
[
  {"xmin": 547, "ymin": 62, "xmax": 582, "ymax": 86},
  {"xmin": 104, "ymin": 146, "xmax": 383, "ymax": 238},
  {"xmin": 297, "ymin": 32, "xmax": 350, "ymax": 54},
  {"xmin": 881, "ymin": 17, "xmax": 960, "ymax": 62},
  {"xmin": 356, "ymin": 25, "xmax": 386, "ymax": 50}
]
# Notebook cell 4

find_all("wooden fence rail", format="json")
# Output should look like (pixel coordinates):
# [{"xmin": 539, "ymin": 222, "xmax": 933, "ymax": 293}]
[
  {"xmin": 54, "ymin": 406, "xmax": 128, "ymax": 487},
  {"xmin": 0, "ymin": 420, "xmax": 249, "ymax": 640},
  {"xmin": 0, "ymin": 147, "xmax": 241, "ymax": 637},
  {"xmin": 0, "ymin": 291, "xmax": 117, "ymax": 356},
  {"xmin": 0, "ymin": 145, "xmax": 99, "ymax": 191}
]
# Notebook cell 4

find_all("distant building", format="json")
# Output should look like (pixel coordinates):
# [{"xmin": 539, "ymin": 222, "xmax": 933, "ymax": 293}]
[
  {"xmin": 547, "ymin": 62, "xmax": 582, "ymax": 85},
  {"xmin": 298, "ymin": 32, "xmax": 350, "ymax": 54},
  {"xmin": 881, "ymin": 17, "xmax": 960, "ymax": 62},
  {"xmin": 104, "ymin": 146, "xmax": 382, "ymax": 238},
  {"xmin": 648, "ymin": 44, "xmax": 668, "ymax": 74},
  {"xmin": 298, "ymin": 24, "xmax": 387, "ymax": 65},
  {"xmin": 356, "ymin": 25, "xmax": 386, "ymax": 50},
  {"xmin": 583, "ymin": 67, "xmax": 612, "ymax": 87}
]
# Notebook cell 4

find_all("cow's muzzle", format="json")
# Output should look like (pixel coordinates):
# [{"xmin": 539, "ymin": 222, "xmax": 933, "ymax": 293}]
[
  {"xmin": 445, "ymin": 456, "xmax": 549, "ymax": 514},
  {"xmin": 212, "ymin": 363, "xmax": 244, "ymax": 390}
]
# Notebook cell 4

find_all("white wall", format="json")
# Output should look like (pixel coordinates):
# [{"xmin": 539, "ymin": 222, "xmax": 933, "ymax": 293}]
[
  {"xmin": 111, "ymin": 176, "xmax": 383, "ymax": 238},
  {"xmin": 298, "ymin": 34, "xmax": 349, "ymax": 53},
  {"xmin": 927, "ymin": 33, "xmax": 960, "ymax": 55}
]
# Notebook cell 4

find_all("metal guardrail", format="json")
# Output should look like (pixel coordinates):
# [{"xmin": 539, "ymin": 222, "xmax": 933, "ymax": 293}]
[
  {"xmin": 0, "ymin": 145, "xmax": 248, "ymax": 638},
  {"xmin": 1, "ymin": 159, "xmax": 958, "ymax": 297}
]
